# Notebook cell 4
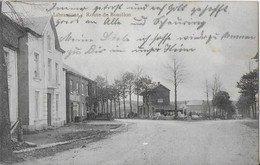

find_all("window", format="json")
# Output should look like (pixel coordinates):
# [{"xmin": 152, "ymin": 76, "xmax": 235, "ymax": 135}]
[
  {"xmin": 4, "ymin": 51, "xmax": 9, "ymax": 75},
  {"xmin": 56, "ymin": 94, "xmax": 59, "ymax": 119},
  {"xmin": 70, "ymin": 80, "xmax": 73, "ymax": 93},
  {"xmin": 81, "ymin": 103, "xmax": 84, "ymax": 116},
  {"xmin": 157, "ymin": 99, "xmax": 163, "ymax": 103},
  {"xmin": 48, "ymin": 58, "xmax": 52, "ymax": 81},
  {"xmin": 8, "ymin": 88, "xmax": 11, "ymax": 114},
  {"xmin": 93, "ymin": 87, "xmax": 96, "ymax": 96},
  {"xmin": 47, "ymin": 34, "xmax": 51, "ymax": 51},
  {"xmin": 73, "ymin": 103, "xmax": 79, "ymax": 116},
  {"xmin": 35, "ymin": 91, "xmax": 40, "ymax": 119},
  {"xmin": 81, "ymin": 83, "xmax": 84, "ymax": 95},
  {"xmin": 86, "ymin": 82, "xmax": 89, "ymax": 96},
  {"xmin": 34, "ymin": 52, "xmax": 40, "ymax": 78},
  {"xmin": 76, "ymin": 83, "xmax": 79, "ymax": 94},
  {"xmin": 55, "ymin": 63, "xmax": 59, "ymax": 83}
]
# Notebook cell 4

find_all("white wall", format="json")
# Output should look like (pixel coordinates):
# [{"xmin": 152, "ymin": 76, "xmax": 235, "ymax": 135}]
[{"xmin": 26, "ymin": 18, "xmax": 66, "ymax": 130}]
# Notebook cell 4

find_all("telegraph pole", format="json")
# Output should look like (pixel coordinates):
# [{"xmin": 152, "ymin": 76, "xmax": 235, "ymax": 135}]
[{"xmin": 0, "ymin": 1, "xmax": 13, "ymax": 161}]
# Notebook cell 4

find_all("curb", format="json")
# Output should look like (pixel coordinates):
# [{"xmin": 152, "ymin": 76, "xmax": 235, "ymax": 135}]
[{"xmin": 14, "ymin": 122, "xmax": 126, "ymax": 154}]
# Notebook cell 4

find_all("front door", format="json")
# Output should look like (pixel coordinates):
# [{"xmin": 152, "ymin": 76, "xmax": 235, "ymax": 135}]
[{"xmin": 47, "ymin": 93, "xmax": 52, "ymax": 126}]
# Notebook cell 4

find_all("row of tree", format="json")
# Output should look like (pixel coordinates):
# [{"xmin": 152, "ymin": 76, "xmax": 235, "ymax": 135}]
[
  {"xmin": 90, "ymin": 69, "xmax": 156, "ymax": 119},
  {"xmin": 205, "ymin": 75, "xmax": 235, "ymax": 119},
  {"xmin": 236, "ymin": 58, "xmax": 258, "ymax": 119}
]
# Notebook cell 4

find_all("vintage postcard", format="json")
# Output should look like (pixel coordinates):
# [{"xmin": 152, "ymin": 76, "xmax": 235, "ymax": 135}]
[{"xmin": 0, "ymin": 1, "xmax": 258, "ymax": 165}]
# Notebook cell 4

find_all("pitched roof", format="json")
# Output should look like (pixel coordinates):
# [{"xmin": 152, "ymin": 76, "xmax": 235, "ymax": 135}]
[
  {"xmin": 23, "ymin": 17, "xmax": 50, "ymax": 35},
  {"xmin": 23, "ymin": 16, "xmax": 65, "ymax": 53},
  {"xmin": 63, "ymin": 64, "xmax": 95, "ymax": 83},
  {"xmin": 140, "ymin": 83, "xmax": 170, "ymax": 95},
  {"xmin": 152, "ymin": 84, "xmax": 170, "ymax": 91}
]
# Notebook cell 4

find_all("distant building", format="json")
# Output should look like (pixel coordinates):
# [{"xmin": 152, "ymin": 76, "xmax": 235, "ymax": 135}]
[
  {"xmin": 186, "ymin": 100, "xmax": 213, "ymax": 115},
  {"xmin": 139, "ymin": 82, "xmax": 183, "ymax": 117},
  {"xmin": 64, "ymin": 64, "xmax": 96, "ymax": 123}
]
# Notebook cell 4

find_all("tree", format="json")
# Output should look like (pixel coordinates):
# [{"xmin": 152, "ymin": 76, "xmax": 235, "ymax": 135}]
[
  {"xmin": 212, "ymin": 90, "xmax": 234, "ymax": 119},
  {"xmin": 134, "ymin": 77, "xmax": 143, "ymax": 118},
  {"xmin": 107, "ymin": 85, "xmax": 117, "ymax": 117},
  {"xmin": 94, "ymin": 75, "xmax": 109, "ymax": 114},
  {"xmin": 211, "ymin": 75, "xmax": 222, "ymax": 118},
  {"xmin": 133, "ymin": 65, "xmax": 143, "ymax": 118},
  {"xmin": 205, "ymin": 80, "xmax": 211, "ymax": 119},
  {"xmin": 0, "ymin": 2, "xmax": 13, "ymax": 161},
  {"xmin": 111, "ymin": 84, "xmax": 118, "ymax": 118},
  {"xmin": 236, "ymin": 95, "xmax": 251, "ymax": 118},
  {"xmin": 122, "ymin": 72, "xmax": 135, "ymax": 117},
  {"xmin": 165, "ymin": 56, "xmax": 184, "ymax": 119},
  {"xmin": 237, "ymin": 69, "xmax": 258, "ymax": 119},
  {"xmin": 134, "ymin": 65, "xmax": 143, "ymax": 117},
  {"xmin": 211, "ymin": 75, "xmax": 222, "ymax": 98},
  {"xmin": 118, "ymin": 74, "xmax": 128, "ymax": 118},
  {"xmin": 138, "ymin": 75, "xmax": 155, "ymax": 119},
  {"xmin": 114, "ymin": 79, "xmax": 123, "ymax": 118}
]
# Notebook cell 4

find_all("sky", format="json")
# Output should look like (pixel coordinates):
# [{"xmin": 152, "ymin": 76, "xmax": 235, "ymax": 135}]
[{"xmin": 3, "ymin": 1, "xmax": 259, "ymax": 101}]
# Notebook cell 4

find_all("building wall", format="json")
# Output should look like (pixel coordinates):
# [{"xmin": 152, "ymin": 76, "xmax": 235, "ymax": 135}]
[
  {"xmin": 17, "ymin": 35, "xmax": 30, "ymax": 125},
  {"xmin": 27, "ymin": 33, "xmax": 46, "ymax": 130},
  {"xmin": 4, "ymin": 47, "xmax": 18, "ymax": 124},
  {"xmin": 2, "ymin": 15, "xmax": 30, "ymax": 125},
  {"xmin": 22, "ymin": 20, "xmax": 65, "ymax": 132},
  {"xmin": 66, "ymin": 72, "xmax": 90, "ymax": 122},
  {"xmin": 143, "ymin": 85, "xmax": 170, "ymax": 106}
]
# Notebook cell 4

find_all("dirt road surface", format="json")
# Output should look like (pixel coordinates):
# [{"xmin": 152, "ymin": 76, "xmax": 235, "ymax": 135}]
[{"xmin": 11, "ymin": 119, "xmax": 258, "ymax": 165}]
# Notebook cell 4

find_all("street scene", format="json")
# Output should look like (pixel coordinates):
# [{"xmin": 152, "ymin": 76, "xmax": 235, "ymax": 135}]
[
  {"xmin": 0, "ymin": 1, "xmax": 259, "ymax": 165},
  {"xmin": 8, "ymin": 119, "xmax": 259, "ymax": 165}
]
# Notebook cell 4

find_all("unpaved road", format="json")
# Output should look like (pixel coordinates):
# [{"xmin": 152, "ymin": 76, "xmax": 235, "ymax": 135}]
[{"xmin": 12, "ymin": 119, "xmax": 258, "ymax": 165}]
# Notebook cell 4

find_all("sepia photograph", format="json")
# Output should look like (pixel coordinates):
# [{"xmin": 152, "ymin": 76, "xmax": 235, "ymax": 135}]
[{"xmin": 0, "ymin": 1, "xmax": 259, "ymax": 165}]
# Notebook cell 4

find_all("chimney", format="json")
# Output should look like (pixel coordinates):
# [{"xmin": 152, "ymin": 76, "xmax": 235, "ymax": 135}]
[{"xmin": 158, "ymin": 82, "xmax": 160, "ymax": 85}]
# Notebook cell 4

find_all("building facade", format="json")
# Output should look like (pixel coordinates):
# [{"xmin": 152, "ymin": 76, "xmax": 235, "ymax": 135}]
[
  {"xmin": 3, "ymin": 14, "xmax": 66, "ymax": 132},
  {"xmin": 22, "ymin": 17, "xmax": 66, "ymax": 132},
  {"xmin": 139, "ymin": 83, "xmax": 173, "ymax": 117},
  {"xmin": 2, "ymin": 13, "xmax": 26, "ymax": 125},
  {"xmin": 64, "ymin": 64, "xmax": 96, "ymax": 123},
  {"xmin": 4, "ymin": 47, "xmax": 18, "ymax": 124}
]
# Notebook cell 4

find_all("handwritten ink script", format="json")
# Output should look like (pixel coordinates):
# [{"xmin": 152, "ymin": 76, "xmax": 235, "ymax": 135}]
[{"xmin": 45, "ymin": 2, "xmax": 257, "ymax": 58}]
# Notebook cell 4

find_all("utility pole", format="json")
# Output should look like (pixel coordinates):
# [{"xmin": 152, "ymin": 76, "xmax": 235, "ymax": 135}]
[{"xmin": 0, "ymin": 1, "xmax": 13, "ymax": 161}]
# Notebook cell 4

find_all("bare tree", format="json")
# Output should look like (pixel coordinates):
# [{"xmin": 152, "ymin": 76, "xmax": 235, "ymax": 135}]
[
  {"xmin": 205, "ymin": 80, "xmax": 211, "ymax": 119},
  {"xmin": 211, "ymin": 74, "xmax": 222, "ymax": 117},
  {"xmin": 0, "ymin": 2, "xmax": 12, "ymax": 161},
  {"xmin": 134, "ymin": 65, "xmax": 143, "ymax": 118},
  {"xmin": 165, "ymin": 56, "xmax": 185, "ymax": 119},
  {"xmin": 114, "ymin": 79, "xmax": 122, "ymax": 118},
  {"xmin": 118, "ymin": 73, "xmax": 128, "ymax": 118},
  {"xmin": 122, "ymin": 72, "xmax": 135, "ymax": 117},
  {"xmin": 95, "ymin": 75, "xmax": 109, "ymax": 114},
  {"xmin": 211, "ymin": 75, "xmax": 222, "ymax": 99}
]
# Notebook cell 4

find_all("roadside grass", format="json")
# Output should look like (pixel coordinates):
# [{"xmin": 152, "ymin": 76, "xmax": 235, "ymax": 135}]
[
  {"xmin": 4, "ymin": 123, "xmax": 124, "ymax": 164},
  {"xmin": 241, "ymin": 120, "xmax": 258, "ymax": 129}
]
